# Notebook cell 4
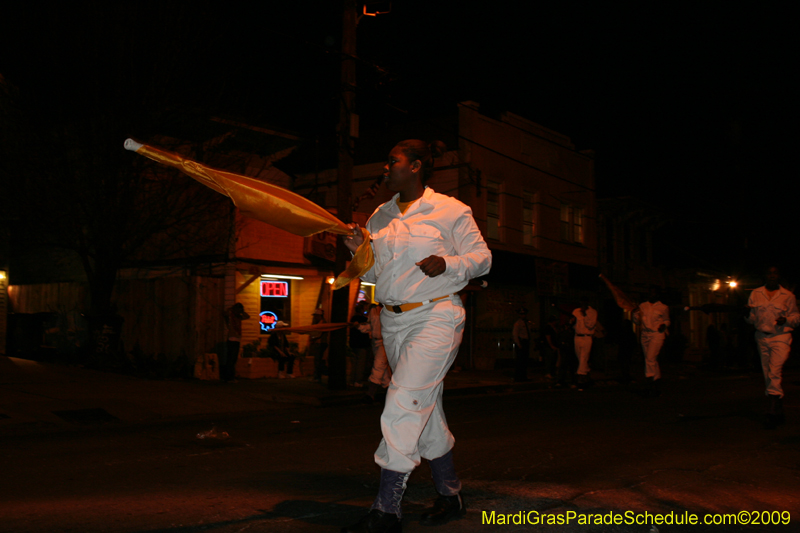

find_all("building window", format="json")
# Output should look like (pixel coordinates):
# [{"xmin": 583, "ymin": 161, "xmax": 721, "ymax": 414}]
[
  {"xmin": 560, "ymin": 203, "xmax": 584, "ymax": 244},
  {"xmin": 573, "ymin": 206, "xmax": 584, "ymax": 243},
  {"xmin": 523, "ymin": 192, "xmax": 535, "ymax": 246},
  {"xmin": 260, "ymin": 278, "xmax": 291, "ymax": 333},
  {"xmin": 487, "ymin": 180, "xmax": 501, "ymax": 241},
  {"xmin": 560, "ymin": 203, "xmax": 570, "ymax": 241}
]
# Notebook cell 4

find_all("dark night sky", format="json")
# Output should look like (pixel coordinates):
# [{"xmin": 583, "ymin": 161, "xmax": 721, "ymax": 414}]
[{"xmin": 2, "ymin": 1, "xmax": 797, "ymax": 274}]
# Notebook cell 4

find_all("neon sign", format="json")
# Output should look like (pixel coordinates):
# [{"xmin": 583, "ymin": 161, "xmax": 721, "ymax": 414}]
[
  {"xmin": 261, "ymin": 280, "xmax": 289, "ymax": 297},
  {"xmin": 259, "ymin": 311, "xmax": 278, "ymax": 332}
]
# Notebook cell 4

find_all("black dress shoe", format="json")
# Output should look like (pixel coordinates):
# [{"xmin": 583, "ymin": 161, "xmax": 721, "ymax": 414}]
[
  {"xmin": 342, "ymin": 509, "xmax": 402, "ymax": 533},
  {"xmin": 420, "ymin": 493, "xmax": 466, "ymax": 526}
]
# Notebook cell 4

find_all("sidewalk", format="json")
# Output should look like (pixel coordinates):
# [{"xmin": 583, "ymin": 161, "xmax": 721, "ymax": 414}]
[
  {"xmin": 1, "ymin": 354, "xmax": 767, "ymax": 435},
  {"xmin": 0, "ymin": 355, "xmax": 553, "ymax": 435}
]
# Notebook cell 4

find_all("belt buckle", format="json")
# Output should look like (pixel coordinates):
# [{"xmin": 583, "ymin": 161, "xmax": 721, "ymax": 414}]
[{"xmin": 392, "ymin": 305, "xmax": 403, "ymax": 314}]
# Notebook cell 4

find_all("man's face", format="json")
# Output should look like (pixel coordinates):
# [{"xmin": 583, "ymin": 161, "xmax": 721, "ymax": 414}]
[
  {"xmin": 383, "ymin": 146, "xmax": 420, "ymax": 193},
  {"xmin": 766, "ymin": 267, "xmax": 780, "ymax": 287}
]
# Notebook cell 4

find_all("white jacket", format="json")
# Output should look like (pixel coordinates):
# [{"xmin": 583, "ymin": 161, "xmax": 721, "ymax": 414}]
[
  {"xmin": 746, "ymin": 286, "xmax": 800, "ymax": 335},
  {"xmin": 362, "ymin": 187, "xmax": 492, "ymax": 306},
  {"xmin": 635, "ymin": 301, "xmax": 670, "ymax": 333},
  {"xmin": 573, "ymin": 307, "xmax": 597, "ymax": 335}
]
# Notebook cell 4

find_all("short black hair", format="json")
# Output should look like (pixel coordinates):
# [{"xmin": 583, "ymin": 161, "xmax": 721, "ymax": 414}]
[{"xmin": 394, "ymin": 139, "xmax": 447, "ymax": 183}]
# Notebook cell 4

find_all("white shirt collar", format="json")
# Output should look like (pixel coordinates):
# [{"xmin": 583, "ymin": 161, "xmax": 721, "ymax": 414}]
[{"xmin": 382, "ymin": 186, "xmax": 434, "ymax": 215}]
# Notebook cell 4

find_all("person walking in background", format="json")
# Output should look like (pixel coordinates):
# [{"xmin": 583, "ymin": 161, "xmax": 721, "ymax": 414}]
[
  {"xmin": 512, "ymin": 307, "xmax": 531, "ymax": 382},
  {"xmin": 223, "ymin": 303, "xmax": 249, "ymax": 382},
  {"xmin": 634, "ymin": 285, "xmax": 670, "ymax": 398},
  {"xmin": 349, "ymin": 301, "xmax": 371, "ymax": 388},
  {"xmin": 571, "ymin": 297, "xmax": 597, "ymax": 390},
  {"xmin": 340, "ymin": 139, "xmax": 491, "ymax": 532},
  {"xmin": 541, "ymin": 314, "xmax": 560, "ymax": 380},
  {"xmin": 364, "ymin": 303, "xmax": 391, "ymax": 403},
  {"xmin": 309, "ymin": 308, "xmax": 329, "ymax": 383},
  {"xmin": 270, "ymin": 321, "xmax": 295, "ymax": 378},
  {"xmin": 745, "ymin": 266, "xmax": 799, "ymax": 429},
  {"xmin": 591, "ymin": 319, "xmax": 607, "ymax": 373}
]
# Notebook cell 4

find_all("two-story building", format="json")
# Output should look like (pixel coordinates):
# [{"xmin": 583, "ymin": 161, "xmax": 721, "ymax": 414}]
[
  {"xmin": 292, "ymin": 101, "xmax": 597, "ymax": 369},
  {"xmin": 6, "ymin": 104, "xmax": 598, "ymax": 376}
]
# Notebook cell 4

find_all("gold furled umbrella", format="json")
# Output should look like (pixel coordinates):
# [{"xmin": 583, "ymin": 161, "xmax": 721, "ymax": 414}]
[
  {"xmin": 124, "ymin": 139, "xmax": 351, "ymax": 237},
  {"xmin": 265, "ymin": 322, "xmax": 351, "ymax": 335},
  {"xmin": 124, "ymin": 139, "xmax": 372, "ymax": 288},
  {"xmin": 599, "ymin": 274, "xmax": 639, "ymax": 313}
]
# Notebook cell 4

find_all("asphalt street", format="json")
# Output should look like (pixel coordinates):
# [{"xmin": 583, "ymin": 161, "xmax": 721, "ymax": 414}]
[{"xmin": 1, "ymin": 356, "xmax": 798, "ymax": 532}]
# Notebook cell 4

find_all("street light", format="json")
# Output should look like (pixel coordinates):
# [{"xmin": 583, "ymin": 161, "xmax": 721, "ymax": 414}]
[{"xmin": 363, "ymin": 1, "xmax": 391, "ymax": 16}]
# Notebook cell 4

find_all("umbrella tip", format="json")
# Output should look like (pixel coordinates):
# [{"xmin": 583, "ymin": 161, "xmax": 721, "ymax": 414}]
[{"xmin": 124, "ymin": 138, "xmax": 143, "ymax": 152}]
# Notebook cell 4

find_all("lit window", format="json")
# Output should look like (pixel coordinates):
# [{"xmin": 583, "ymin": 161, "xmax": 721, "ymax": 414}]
[
  {"xmin": 573, "ymin": 206, "xmax": 583, "ymax": 243},
  {"xmin": 260, "ymin": 278, "xmax": 291, "ymax": 333},
  {"xmin": 560, "ymin": 202, "xmax": 584, "ymax": 244},
  {"xmin": 560, "ymin": 203, "xmax": 571, "ymax": 241}
]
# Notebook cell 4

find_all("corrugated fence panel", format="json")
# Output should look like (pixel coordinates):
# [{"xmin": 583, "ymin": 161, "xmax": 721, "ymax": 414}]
[{"xmin": 7, "ymin": 277, "xmax": 225, "ymax": 364}]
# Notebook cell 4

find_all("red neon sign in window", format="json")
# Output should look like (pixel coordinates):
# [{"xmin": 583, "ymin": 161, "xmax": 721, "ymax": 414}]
[
  {"xmin": 260, "ymin": 311, "xmax": 278, "ymax": 332},
  {"xmin": 261, "ymin": 280, "xmax": 289, "ymax": 297}
]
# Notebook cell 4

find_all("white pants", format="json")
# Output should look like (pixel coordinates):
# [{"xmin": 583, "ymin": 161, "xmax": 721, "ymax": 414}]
[
  {"xmin": 641, "ymin": 331, "xmax": 664, "ymax": 380},
  {"xmin": 756, "ymin": 332, "xmax": 791, "ymax": 398},
  {"xmin": 574, "ymin": 335, "xmax": 592, "ymax": 375},
  {"xmin": 374, "ymin": 297, "xmax": 465, "ymax": 473}
]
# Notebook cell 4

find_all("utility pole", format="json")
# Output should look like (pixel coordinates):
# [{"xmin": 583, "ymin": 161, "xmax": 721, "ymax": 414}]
[{"xmin": 328, "ymin": 0, "xmax": 359, "ymax": 390}]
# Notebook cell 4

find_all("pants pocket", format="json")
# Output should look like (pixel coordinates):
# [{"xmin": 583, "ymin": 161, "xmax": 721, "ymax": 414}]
[{"xmin": 394, "ymin": 386, "xmax": 434, "ymax": 412}]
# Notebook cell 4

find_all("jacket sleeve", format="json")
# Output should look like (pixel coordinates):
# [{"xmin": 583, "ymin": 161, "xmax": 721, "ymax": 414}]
[
  {"xmin": 442, "ymin": 206, "xmax": 492, "ymax": 283},
  {"xmin": 660, "ymin": 304, "xmax": 670, "ymax": 327},
  {"xmin": 785, "ymin": 294, "xmax": 800, "ymax": 329},
  {"xmin": 585, "ymin": 309, "xmax": 597, "ymax": 330},
  {"xmin": 359, "ymin": 215, "xmax": 381, "ymax": 284},
  {"xmin": 745, "ymin": 292, "xmax": 757, "ymax": 325},
  {"xmin": 359, "ymin": 242, "xmax": 378, "ymax": 284}
]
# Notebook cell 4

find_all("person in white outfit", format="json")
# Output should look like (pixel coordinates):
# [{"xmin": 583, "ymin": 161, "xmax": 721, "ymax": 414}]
[
  {"xmin": 341, "ymin": 139, "xmax": 491, "ymax": 533},
  {"xmin": 571, "ymin": 298, "xmax": 597, "ymax": 388},
  {"xmin": 512, "ymin": 307, "xmax": 531, "ymax": 382},
  {"xmin": 746, "ymin": 266, "xmax": 799, "ymax": 428},
  {"xmin": 634, "ymin": 285, "xmax": 670, "ymax": 397}
]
